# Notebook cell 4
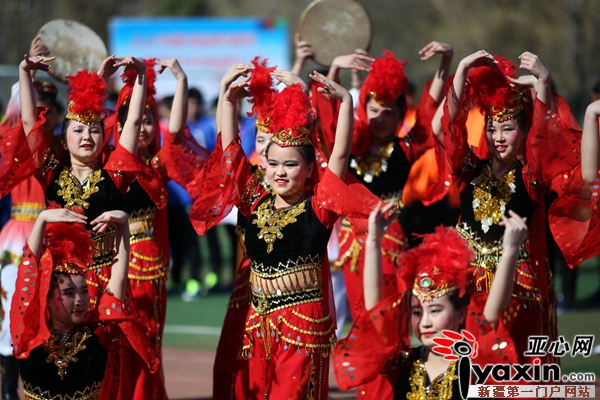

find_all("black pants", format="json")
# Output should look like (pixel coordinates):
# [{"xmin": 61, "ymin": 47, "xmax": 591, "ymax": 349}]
[{"xmin": 1, "ymin": 354, "xmax": 19, "ymax": 400}]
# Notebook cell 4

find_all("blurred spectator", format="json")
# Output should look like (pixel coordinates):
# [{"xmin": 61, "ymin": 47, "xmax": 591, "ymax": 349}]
[{"xmin": 187, "ymin": 88, "xmax": 217, "ymax": 150}]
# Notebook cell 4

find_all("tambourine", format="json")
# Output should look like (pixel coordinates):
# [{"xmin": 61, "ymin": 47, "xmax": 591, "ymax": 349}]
[
  {"xmin": 37, "ymin": 19, "xmax": 108, "ymax": 83},
  {"xmin": 298, "ymin": 0, "xmax": 372, "ymax": 67}
]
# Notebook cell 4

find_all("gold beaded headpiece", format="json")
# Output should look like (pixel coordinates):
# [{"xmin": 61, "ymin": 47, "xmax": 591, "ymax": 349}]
[
  {"xmin": 255, "ymin": 116, "xmax": 271, "ymax": 133},
  {"xmin": 413, "ymin": 267, "xmax": 458, "ymax": 302},
  {"xmin": 398, "ymin": 227, "xmax": 472, "ymax": 302},
  {"xmin": 53, "ymin": 262, "xmax": 84, "ymax": 275},
  {"xmin": 489, "ymin": 93, "xmax": 524, "ymax": 122},
  {"xmin": 271, "ymin": 126, "xmax": 312, "ymax": 147}
]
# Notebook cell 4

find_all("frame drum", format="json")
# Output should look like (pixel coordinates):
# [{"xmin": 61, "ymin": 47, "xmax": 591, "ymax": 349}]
[
  {"xmin": 37, "ymin": 19, "xmax": 108, "ymax": 83},
  {"xmin": 298, "ymin": 0, "xmax": 372, "ymax": 67}
]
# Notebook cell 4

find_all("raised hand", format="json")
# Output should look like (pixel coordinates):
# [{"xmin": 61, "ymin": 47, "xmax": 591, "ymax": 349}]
[
  {"xmin": 517, "ymin": 51, "xmax": 551, "ymax": 106},
  {"xmin": 157, "ymin": 59, "xmax": 186, "ymax": 80},
  {"xmin": 330, "ymin": 52, "xmax": 373, "ymax": 72},
  {"xmin": 221, "ymin": 63, "xmax": 253, "ymax": 90},
  {"xmin": 458, "ymin": 50, "xmax": 497, "ymax": 72},
  {"xmin": 20, "ymin": 54, "xmax": 55, "ymax": 73},
  {"xmin": 294, "ymin": 33, "xmax": 315, "ymax": 63},
  {"xmin": 309, "ymin": 70, "xmax": 351, "ymax": 102},
  {"xmin": 224, "ymin": 76, "xmax": 251, "ymax": 103},
  {"xmin": 97, "ymin": 55, "xmax": 119, "ymax": 80},
  {"xmin": 367, "ymin": 201, "xmax": 399, "ymax": 243},
  {"xmin": 29, "ymin": 36, "xmax": 49, "ymax": 57},
  {"xmin": 506, "ymin": 74, "xmax": 538, "ymax": 88},
  {"xmin": 499, "ymin": 210, "xmax": 528, "ymax": 252},
  {"xmin": 113, "ymin": 56, "xmax": 146, "ymax": 77},
  {"xmin": 517, "ymin": 52, "xmax": 549, "ymax": 81},
  {"xmin": 418, "ymin": 41, "xmax": 453, "ymax": 61},
  {"xmin": 271, "ymin": 70, "xmax": 307, "ymax": 90}
]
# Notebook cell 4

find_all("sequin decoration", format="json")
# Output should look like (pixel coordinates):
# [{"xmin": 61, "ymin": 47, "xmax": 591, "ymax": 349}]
[
  {"xmin": 349, "ymin": 141, "xmax": 395, "ymax": 183},
  {"xmin": 56, "ymin": 167, "xmax": 105, "ymax": 209},
  {"xmin": 252, "ymin": 197, "xmax": 307, "ymax": 253},
  {"xmin": 471, "ymin": 163, "xmax": 517, "ymax": 233},
  {"xmin": 407, "ymin": 358, "xmax": 457, "ymax": 400},
  {"xmin": 43, "ymin": 327, "xmax": 92, "ymax": 380}
]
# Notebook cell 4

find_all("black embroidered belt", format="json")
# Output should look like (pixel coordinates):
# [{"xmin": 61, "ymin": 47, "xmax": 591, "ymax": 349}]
[
  {"xmin": 129, "ymin": 228, "xmax": 154, "ymax": 243},
  {"xmin": 251, "ymin": 287, "xmax": 322, "ymax": 314}
]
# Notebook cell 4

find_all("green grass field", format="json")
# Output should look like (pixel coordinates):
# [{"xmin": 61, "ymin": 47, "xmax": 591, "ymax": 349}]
[{"xmin": 163, "ymin": 258, "xmax": 600, "ymax": 375}]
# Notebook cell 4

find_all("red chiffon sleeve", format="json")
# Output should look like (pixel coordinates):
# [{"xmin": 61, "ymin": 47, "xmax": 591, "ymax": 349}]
[
  {"xmin": 466, "ymin": 294, "xmax": 518, "ymax": 369},
  {"xmin": 525, "ymin": 97, "xmax": 581, "ymax": 189},
  {"xmin": 188, "ymin": 134, "xmax": 263, "ymax": 235},
  {"xmin": 10, "ymin": 243, "xmax": 52, "ymax": 359},
  {"xmin": 157, "ymin": 126, "xmax": 210, "ymax": 186},
  {"xmin": 1, "ymin": 110, "xmax": 53, "ymax": 196},
  {"xmin": 549, "ymin": 167, "xmax": 600, "ymax": 268},
  {"xmin": 95, "ymin": 292, "xmax": 160, "ymax": 373},
  {"xmin": 313, "ymin": 168, "xmax": 380, "ymax": 235},
  {"xmin": 334, "ymin": 293, "xmax": 409, "ymax": 390},
  {"xmin": 104, "ymin": 144, "xmax": 168, "ymax": 209}
]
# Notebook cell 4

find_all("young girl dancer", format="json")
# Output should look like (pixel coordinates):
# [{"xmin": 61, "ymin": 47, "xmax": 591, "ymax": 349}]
[
  {"xmin": 427, "ymin": 50, "xmax": 579, "ymax": 366},
  {"xmin": 10, "ymin": 207, "xmax": 158, "ymax": 399},
  {"xmin": 188, "ymin": 64, "xmax": 377, "ymax": 397},
  {"xmin": 334, "ymin": 204, "xmax": 527, "ymax": 399}
]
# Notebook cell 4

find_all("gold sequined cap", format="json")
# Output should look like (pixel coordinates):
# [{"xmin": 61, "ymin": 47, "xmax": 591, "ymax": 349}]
[
  {"xmin": 412, "ymin": 268, "xmax": 458, "ymax": 303},
  {"xmin": 255, "ymin": 117, "xmax": 271, "ymax": 133},
  {"xmin": 399, "ymin": 226, "xmax": 473, "ymax": 302},
  {"xmin": 271, "ymin": 126, "xmax": 312, "ymax": 147},
  {"xmin": 53, "ymin": 262, "xmax": 84, "ymax": 275},
  {"xmin": 65, "ymin": 101, "xmax": 102, "ymax": 126},
  {"xmin": 489, "ymin": 93, "xmax": 524, "ymax": 122}
]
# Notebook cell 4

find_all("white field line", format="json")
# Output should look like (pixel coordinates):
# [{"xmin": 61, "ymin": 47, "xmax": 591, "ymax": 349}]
[{"xmin": 164, "ymin": 325, "xmax": 222, "ymax": 335}]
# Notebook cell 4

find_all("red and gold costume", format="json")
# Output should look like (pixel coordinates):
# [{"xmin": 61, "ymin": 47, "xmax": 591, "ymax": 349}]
[
  {"xmin": 334, "ymin": 227, "xmax": 471, "ymax": 400},
  {"xmin": 105, "ymin": 59, "xmax": 208, "ymax": 400},
  {"xmin": 189, "ymin": 83, "xmax": 374, "ymax": 399},
  {"xmin": 425, "ymin": 60, "xmax": 580, "ymax": 367},
  {"xmin": 313, "ymin": 51, "xmax": 438, "ymax": 399},
  {"xmin": 0, "ymin": 71, "xmax": 165, "ymax": 307},
  {"xmin": 10, "ymin": 216, "xmax": 158, "ymax": 400}
]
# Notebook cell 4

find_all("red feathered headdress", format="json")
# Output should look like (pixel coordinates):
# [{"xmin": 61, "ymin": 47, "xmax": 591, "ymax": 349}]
[
  {"xmin": 44, "ymin": 204, "xmax": 96, "ymax": 274},
  {"xmin": 248, "ymin": 57, "xmax": 277, "ymax": 133},
  {"xmin": 113, "ymin": 58, "xmax": 161, "ymax": 154},
  {"xmin": 398, "ymin": 226, "xmax": 472, "ymax": 302},
  {"xmin": 269, "ymin": 84, "xmax": 315, "ymax": 147},
  {"xmin": 361, "ymin": 50, "xmax": 408, "ymax": 107},
  {"xmin": 468, "ymin": 56, "xmax": 532, "ymax": 123},
  {"xmin": 353, "ymin": 51, "xmax": 408, "ymax": 155},
  {"xmin": 65, "ymin": 70, "xmax": 107, "ymax": 125}
]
